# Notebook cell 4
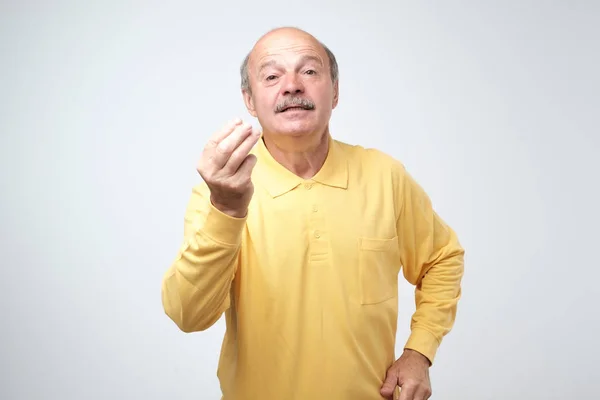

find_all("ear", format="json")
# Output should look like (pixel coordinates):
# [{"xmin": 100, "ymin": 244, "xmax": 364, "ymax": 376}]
[
  {"xmin": 242, "ymin": 89, "xmax": 258, "ymax": 117},
  {"xmin": 332, "ymin": 81, "xmax": 339, "ymax": 109}
]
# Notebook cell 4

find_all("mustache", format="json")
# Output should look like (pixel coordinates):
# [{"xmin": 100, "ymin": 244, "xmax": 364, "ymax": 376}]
[{"xmin": 275, "ymin": 97, "xmax": 315, "ymax": 113}]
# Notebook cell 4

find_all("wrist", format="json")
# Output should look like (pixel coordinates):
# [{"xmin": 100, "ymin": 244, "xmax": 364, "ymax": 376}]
[
  {"xmin": 210, "ymin": 196, "xmax": 248, "ymax": 218},
  {"xmin": 402, "ymin": 349, "xmax": 431, "ymax": 367}
]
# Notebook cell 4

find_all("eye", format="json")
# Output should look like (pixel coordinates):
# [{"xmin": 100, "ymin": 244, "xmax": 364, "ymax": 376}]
[
  {"xmin": 266, "ymin": 75, "xmax": 278, "ymax": 81},
  {"xmin": 305, "ymin": 69, "xmax": 316, "ymax": 75}
]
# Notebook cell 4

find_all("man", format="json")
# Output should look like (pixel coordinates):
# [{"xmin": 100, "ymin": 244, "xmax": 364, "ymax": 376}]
[{"xmin": 161, "ymin": 27, "xmax": 464, "ymax": 400}]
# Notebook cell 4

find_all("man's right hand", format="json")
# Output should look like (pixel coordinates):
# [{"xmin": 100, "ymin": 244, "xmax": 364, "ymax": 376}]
[{"xmin": 197, "ymin": 118, "xmax": 262, "ymax": 218}]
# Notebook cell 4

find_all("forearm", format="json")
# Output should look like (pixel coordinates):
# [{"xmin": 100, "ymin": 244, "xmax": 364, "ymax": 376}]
[
  {"xmin": 404, "ymin": 237, "xmax": 464, "ymax": 363},
  {"xmin": 161, "ymin": 186, "xmax": 246, "ymax": 332}
]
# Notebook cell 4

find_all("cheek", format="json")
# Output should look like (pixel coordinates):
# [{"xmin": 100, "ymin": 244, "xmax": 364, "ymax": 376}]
[
  {"xmin": 314, "ymin": 84, "xmax": 334, "ymax": 102},
  {"xmin": 255, "ymin": 93, "xmax": 277, "ymax": 112}
]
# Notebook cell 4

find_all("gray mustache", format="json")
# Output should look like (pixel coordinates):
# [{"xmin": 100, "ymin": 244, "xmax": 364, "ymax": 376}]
[{"xmin": 275, "ymin": 97, "xmax": 315, "ymax": 113}]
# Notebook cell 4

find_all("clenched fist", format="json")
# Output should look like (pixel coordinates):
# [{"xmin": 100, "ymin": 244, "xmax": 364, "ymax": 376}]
[{"xmin": 197, "ymin": 118, "xmax": 262, "ymax": 218}]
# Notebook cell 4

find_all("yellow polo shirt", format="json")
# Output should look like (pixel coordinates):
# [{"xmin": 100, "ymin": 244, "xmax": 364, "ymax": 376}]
[{"xmin": 161, "ymin": 134, "xmax": 464, "ymax": 400}]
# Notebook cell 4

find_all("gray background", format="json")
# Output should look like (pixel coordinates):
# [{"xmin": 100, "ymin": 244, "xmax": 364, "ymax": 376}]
[{"xmin": 1, "ymin": 1, "xmax": 599, "ymax": 399}]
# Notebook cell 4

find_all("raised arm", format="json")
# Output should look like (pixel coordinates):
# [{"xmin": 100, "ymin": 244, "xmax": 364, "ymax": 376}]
[
  {"xmin": 161, "ymin": 184, "xmax": 246, "ymax": 332},
  {"xmin": 161, "ymin": 118, "xmax": 261, "ymax": 332}
]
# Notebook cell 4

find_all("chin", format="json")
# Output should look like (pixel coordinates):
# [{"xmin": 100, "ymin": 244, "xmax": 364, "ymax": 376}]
[
  {"xmin": 279, "ymin": 127, "xmax": 314, "ymax": 137},
  {"xmin": 275, "ymin": 118, "xmax": 320, "ymax": 137}
]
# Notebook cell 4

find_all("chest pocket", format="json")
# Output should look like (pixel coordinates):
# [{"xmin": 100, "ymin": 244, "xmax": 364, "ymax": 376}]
[{"xmin": 358, "ymin": 236, "xmax": 401, "ymax": 305}]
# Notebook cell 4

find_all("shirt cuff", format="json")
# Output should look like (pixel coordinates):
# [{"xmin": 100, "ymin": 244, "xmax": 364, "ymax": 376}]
[
  {"xmin": 404, "ymin": 328, "xmax": 440, "ymax": 365},
  {"xmin": 198, "ymin": 202, "xmax": 247, "ymax": 246}
]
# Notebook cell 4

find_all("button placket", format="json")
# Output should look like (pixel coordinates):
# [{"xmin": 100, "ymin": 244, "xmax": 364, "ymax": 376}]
[{"xmin": 306, "ymin": 182, "xmax": 328, "ymax": 260}]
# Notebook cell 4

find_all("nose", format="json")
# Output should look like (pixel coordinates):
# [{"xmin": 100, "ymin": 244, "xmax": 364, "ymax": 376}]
[{"xmin": 282, "ymin": 73, "xmax": 305, "ymax": 95}]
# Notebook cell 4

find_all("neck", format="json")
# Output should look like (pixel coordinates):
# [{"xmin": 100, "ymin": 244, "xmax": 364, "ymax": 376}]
[{"xmin": 262, "ymin": 128, "xmax": 330, "ymax": 179}]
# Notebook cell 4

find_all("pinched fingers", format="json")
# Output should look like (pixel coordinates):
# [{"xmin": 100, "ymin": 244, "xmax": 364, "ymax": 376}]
[
  {"xmin": 205, "ymin": 118, "xmax": 242, "ymax": 150},
  {"xmin": 210, "ymin": 122, "xmax": 253, "ymax": 168},
  {"xmin": 199, "ymin": 119, "xmax": 259, "ymax": 177},
  {"xmin": 223, "ymin": 126, "xmax": 261, "ymax": 173}
]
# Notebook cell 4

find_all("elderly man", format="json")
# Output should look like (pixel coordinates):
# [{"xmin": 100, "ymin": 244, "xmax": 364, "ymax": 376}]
[{"xmin": 161, "ymin": 27, "xmax": 464, "ymax": 400}]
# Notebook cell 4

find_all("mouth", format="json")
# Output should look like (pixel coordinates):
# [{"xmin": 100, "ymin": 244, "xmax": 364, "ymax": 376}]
[
  {"xmin": 276, "ymin": 98, "xmax": 316, "ymax": 113},
  {"xmin": 280, "ymin": 106, "xmax": 310, "ymax": 112}
]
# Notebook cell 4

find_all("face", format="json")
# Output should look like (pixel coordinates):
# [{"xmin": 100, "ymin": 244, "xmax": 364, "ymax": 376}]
[{"xmin": 243, "ymin": 30, "xmax": 339, "ymax": 140}]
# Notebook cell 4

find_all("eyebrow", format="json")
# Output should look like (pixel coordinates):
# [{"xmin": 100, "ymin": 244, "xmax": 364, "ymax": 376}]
[
  {"xmin": 298, "ymin": 55, "xmax": 324, "ymax": 67},
  {"xmin": 257, "ymin": 55, "xmax": 324, "ymax": 75},
  {"xmin": 257, "ymin": 60, "xmax": 278, "ymax": 75}
]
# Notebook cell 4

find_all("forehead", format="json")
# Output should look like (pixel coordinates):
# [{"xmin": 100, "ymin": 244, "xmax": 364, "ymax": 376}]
[{"xmin": 249, "ymin": 31, "xmax": 327, "ymax": 69}]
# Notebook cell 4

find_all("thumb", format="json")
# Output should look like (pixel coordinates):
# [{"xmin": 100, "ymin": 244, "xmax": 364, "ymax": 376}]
[{"xmin": 380, "ymin": 370, "xmax": 398, "ymax": 398}]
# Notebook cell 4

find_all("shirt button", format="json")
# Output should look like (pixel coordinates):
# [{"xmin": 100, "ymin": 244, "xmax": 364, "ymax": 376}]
[
  {"xmin": 312, "ymin": 205, "xmax": 318, "ymax": 212},
  {"xmin": 305, "ymin": 183, "xmax": 313, "ymax": 190},
  {"xmin": 314, "ymin": 230, "xmax": 321, "ymax": 238}
]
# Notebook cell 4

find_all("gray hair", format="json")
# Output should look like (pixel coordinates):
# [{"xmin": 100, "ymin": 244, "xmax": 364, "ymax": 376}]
[{"xmin": 240, "ymin": 42, "xmax": 339, "ymax": 94}]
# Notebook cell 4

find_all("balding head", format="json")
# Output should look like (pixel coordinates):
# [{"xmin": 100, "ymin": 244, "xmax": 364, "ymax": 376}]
[
  {"xmin": 240, "ymin": 27, "xmax": 338, "ymax": 95},
  {"xmin": 239, "ymin": 26, "xmax": 340, "ymax": 144}
]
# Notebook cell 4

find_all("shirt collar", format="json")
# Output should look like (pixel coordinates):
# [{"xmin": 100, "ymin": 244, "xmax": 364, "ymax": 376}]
[{"xmin": 253, "ymin": 134, "xmax": 349, "ymax": 198}]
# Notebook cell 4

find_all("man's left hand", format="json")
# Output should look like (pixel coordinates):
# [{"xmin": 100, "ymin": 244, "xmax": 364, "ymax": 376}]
[{"xmin": 380, "ymin": 349, "xmax": 432, "ymax": 400}]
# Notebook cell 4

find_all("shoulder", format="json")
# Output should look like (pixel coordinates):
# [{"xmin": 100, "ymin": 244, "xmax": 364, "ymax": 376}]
[{"xmin": 334, "ymin": 139, "xmax": 408, "ymax": 178}]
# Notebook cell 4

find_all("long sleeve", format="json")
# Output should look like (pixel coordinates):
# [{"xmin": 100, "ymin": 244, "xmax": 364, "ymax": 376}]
[
  {"xmin": 394, "ymin": 164, "xmax": 465, "ymax": 364},
  {"xmin": 161, "ymin": 183, "xmax": 246, "ymax": 333}
]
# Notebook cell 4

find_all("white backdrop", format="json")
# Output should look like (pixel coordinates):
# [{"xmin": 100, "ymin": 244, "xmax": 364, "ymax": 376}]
[{"xmin": 1, "ymin": 1, "xmax": 599, "ymax": 399}]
